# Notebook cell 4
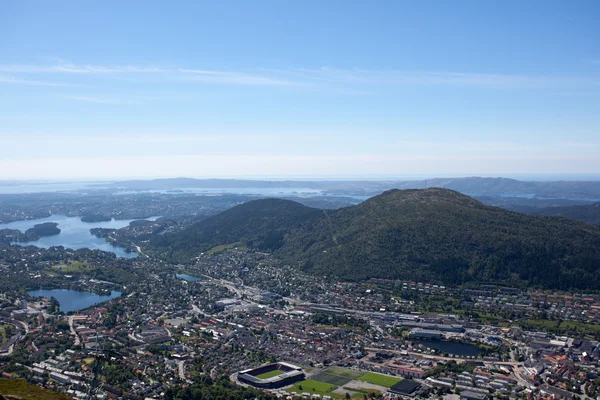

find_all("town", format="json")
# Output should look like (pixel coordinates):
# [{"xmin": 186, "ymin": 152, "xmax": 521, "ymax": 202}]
[{"xmin": 1, "ymin": 245, "xmax": 598, "ymax": 400}]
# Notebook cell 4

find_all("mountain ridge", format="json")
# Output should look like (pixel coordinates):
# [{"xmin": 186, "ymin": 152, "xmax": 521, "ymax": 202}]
[{"xmin": 151, "ymin": 188, "xmax": 600, "ymax": 290}]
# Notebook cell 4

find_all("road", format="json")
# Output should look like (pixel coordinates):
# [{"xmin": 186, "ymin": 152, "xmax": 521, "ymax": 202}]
[
  {"xmin": 13, "ymin": 320, "xmax": 29, "ymax": 335},
  {"xmin": 134, "ymin": 245, "xmax": 149, "ymax": 258},
  {"xmin": 68, "ymin": 316, "xmax": 81, "ymax": 345},
  {"xmin": 177, "ymin": 360, "xmax": 188, "ymax": 381}
]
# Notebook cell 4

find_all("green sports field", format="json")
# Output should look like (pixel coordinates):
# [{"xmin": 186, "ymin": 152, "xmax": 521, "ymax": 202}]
[
  {"xmin": 323, "ymin": 366, "xmax": 363, "ymax": 379},
  {"xmin": 357, "ymin": 372, "xmax": 401, "ymax": 387},
  {"xmin": 311, "ymin": 372, "xmax": 351, "ymax": 386},
  {"xmin": 256, "ymin": 370, "xmax": 284, "ymax": 379},
  {"xmin": 286, "ymin": 379, "xmax": 338, "ymax": 396}
]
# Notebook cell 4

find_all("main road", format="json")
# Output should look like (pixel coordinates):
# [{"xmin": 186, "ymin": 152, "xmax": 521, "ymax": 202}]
[{"xmin": 68, "ymin": 316, "xmax": 81, "ymax": 345}]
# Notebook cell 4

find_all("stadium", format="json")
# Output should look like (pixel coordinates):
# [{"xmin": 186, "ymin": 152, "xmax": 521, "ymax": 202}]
[{"xmin": 237, "ymin": 362, "xmax": 305, "ymax": 389}]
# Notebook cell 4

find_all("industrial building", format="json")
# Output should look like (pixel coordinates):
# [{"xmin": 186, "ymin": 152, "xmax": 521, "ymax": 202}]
[{"xmin": 408, "ymin": 328, "xmax": 443, "ymax": 340}]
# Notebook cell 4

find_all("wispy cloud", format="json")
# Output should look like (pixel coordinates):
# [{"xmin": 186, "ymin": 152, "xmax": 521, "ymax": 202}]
[
  {"xmin": 267, "ymin": 68, "xmax": 600, "ymax": 89},
  {"xmin": 0, "ymin": 62, "xmax": 297, "ymax": 86},
  {"xmin": 60, "ymin": 95, "xmax": 144, "ymax": 105},
  {"xmin": 0, "ymin": 64, "xmax": 165, "ymax": 74},
  {"xmin": 178, "ymin": 69, "xmax": 297, "ymax": 86},
  {"xmin": 2, "ymin": 61, "xmax": 599, "ymax": 90},
  {"xmin": 0, "ymin": 74, "xmax": 71, "ymax": 87}
]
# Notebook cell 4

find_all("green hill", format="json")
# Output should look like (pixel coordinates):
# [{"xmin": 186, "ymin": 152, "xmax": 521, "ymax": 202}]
[
  {"xmin": 150, "ymin": 198, "xmax": 323, "ymax": 260},
  {"xmin": 152, "ymin": 188, "xmax": 600, "ymax": 290},
  {"xmin": 0, "ymin": 378, "xmax": 73, "ymax": 400}
]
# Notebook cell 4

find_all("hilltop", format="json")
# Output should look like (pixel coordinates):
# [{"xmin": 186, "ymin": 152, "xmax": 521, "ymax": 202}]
[{"xmin": 152, "ymin": 188, "xmax": 600, "ymax": 290}]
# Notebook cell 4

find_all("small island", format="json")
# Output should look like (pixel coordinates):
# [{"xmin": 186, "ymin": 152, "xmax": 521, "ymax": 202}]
[
  {"xmin": 5, "ymin": 222, "xmax": 63, "ymax": 242},
  {"xmin": 25, "ymin": 222, "xmax": 61, "ymax": 238},
  {"xmin": 81, "ymin": 214, "xmax": 112, "ymax": 223},
  {"xmin": 90, "ymin": 227, "xmax": 116, "ymax": 238}
]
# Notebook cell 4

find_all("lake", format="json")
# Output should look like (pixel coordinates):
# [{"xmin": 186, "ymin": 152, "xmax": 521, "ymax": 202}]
[
  {"xmin": 415, "ymin": 339, "xmax": 482, "ymax": 357},
  {"xmin": 27, "ymin": 289, "xmax": 122, "ymax": 313},
  {"xmin": 176, "ymin": 273, "xmax": 203, "ymax": 281},
  {"xmin": 0, "ymin": 215, "xmax": 158, "ymax": 258}
]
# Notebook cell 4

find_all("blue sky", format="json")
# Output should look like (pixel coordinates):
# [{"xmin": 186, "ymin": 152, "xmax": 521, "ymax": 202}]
[{"xmin": 1, "ymin": 0, "xmax": 599, "ymax": 179}]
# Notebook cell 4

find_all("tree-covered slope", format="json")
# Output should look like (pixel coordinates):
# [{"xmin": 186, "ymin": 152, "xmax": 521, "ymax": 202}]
[
  {"xmin": 281, "ymin": 189, "xmax": 600, "ymax": 289},
  {"xmin": 150, "ymin": 198, "xmax": 322, "ymax": 259},
  {"xmin": 153, "ymin": 189, "xmax": 600, "ymax": 290},
  {"xmin": 530, "ymin": 202, "xmax": 600, "ymax": 224}
]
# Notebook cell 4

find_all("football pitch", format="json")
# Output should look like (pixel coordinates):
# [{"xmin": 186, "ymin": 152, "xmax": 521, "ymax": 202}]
[
  {"xmin": 311, "ymin": 372, "xmax": 352, "ymax": 386},
  {"xmin": 323, "ymin": 366, "xmax": 363, "ymax": 379},
  {"xmin": 357, "ymin": 372, "xmax": 401, "ymax": 387},
  {"xmin": 256, "ymin": 369, "xmax": 284, "ymax": 379},
  {"xmin": 312, "ymin": 366, "xmax": 365, "ymax": 386}
]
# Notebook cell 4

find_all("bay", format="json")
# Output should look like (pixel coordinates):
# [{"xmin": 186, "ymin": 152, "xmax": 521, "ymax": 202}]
[
  {"xmin": 27, "ymin": 289, "xmax": 122, "ymax": 313},
  {"xmin": 0, "ymin": 215, "xmax": 158, "ymax": 258}
]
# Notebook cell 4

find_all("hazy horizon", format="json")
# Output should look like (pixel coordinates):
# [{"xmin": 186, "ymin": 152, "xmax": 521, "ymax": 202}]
[{"xmin": 3, "ymin": 173, "xmax": 600, "ymax": 183}]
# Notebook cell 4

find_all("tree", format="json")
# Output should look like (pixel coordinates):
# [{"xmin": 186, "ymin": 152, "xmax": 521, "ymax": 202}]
[{"xmin": 49, "ymin": 297, "xmax": 60, "ymax": 314}]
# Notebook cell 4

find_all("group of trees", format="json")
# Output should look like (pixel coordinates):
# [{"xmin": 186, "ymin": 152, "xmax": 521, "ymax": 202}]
[{"xmin": 164, "ymin": 376, "xmax": 277, "ymax": 400}]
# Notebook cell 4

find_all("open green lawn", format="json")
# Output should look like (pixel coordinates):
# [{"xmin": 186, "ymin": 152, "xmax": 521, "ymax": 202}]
[
  {"xmin": 206, "ymin": 242, "xmax": 243, "ymax": 255},
  {"xmin": 256, "ymin": 370, "xmax": 284, "ymax": 379},
  {"xmin": 286, "ymin": 379, "xmax": 338, "ymax": 396},
  {"xmin": 50, "ymin": 260, "xmax": 94, "ymax": 273},
  {"xmin": 0, "ymin": 379, "xmax": 73, "ymax": 400},
  {"xmin": 324, "ymin": 366, "xmax": 364, "ymax": 379},
  {"xmin": 312, "ymin": 372, "xmax": 352, "ymax": 386},
  {"xmin": 286, "ymin": 379, "xmax": 364, "ymax": 399},
  {"xmin": 357, "ymin": 372, "xmax": 401, "ymax": 387}
]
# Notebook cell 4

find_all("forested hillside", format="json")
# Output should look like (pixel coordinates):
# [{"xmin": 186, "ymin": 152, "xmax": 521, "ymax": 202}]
[
  {"xmin": 530, "ymin": 202, "xmax": 600, "ymax": 224},
  {"xmin": 150, "ymin": 198, "xmax": 323, "ymax": 260},
  {"xmin": 152, "ymin": 189, "xmax": 600, "ymax": 290}
]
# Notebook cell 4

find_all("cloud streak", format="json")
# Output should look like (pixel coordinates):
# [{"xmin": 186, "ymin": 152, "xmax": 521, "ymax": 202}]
[
  {"xmin": 0, "ymin": 62, "xmax": 297, "ymax": 86},
  {"xmin": 2, "ymin": 61, "xmax": 599, "ymax": 89},
  {"xmin": 0, "ymin": 74, "xmax": 72, "ymax": 87},
  {"xmin": 60, "ymin": 95, "xmax": 144, "ymax": 105}
]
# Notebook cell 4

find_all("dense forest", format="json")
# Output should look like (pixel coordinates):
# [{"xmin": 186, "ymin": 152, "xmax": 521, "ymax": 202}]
[
  {"xmin": 150, "ymin": 198, "xmax": 323, "ymax": 258},
  {"xmin": 530, "ymin": 202, "xmax": 600, "ymax": 224},
  {"xmin": 151, "ymin": 188, "xmax": 600, "ymax": 290},
  {"xmin": 164, "ymin": 376, "xmax": 276, "ymax": 400}
]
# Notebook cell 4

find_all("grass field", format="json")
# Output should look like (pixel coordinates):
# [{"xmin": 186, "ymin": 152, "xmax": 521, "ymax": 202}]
[
  {"xmin": 50, "ymin": 261, "xmax": 94, "ymax": 273},
  {"xmin": 0, "ymin": 379, "xmax": 73, "ymax": 400},
  {"xmin": 286, "ymin": 379, "xmax": 338, "ymax": 396},
  {"xmin": 311, "ymin": 372, "xmax": 352, "ymax": 386},
  {"xmin": 357, "ymin": 372, "xmax": 401, "ymax": 387},
  {"xmin": 324, "ymin": 366, "xmax": 364, "ymax": 379},
  {"xmin": 256, "ymin": 369, "xmax": 284, "ymax": 379},
  {"xmin": 206, "ymin": 242, "xmax": 243, "ymax": 255},
  {"xmin": 286, "ymin": 379, "xmax": 363, "ymax": 399}
]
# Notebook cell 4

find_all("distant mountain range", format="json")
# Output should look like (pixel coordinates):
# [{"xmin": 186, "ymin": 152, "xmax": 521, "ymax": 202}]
[
  {"xmin": 100, "ymin": 176, "xmax": 600, "ymax": 200},
  {"xmin": 150, "ymin": 188, "xmax": 600, "ymax": 290}
]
